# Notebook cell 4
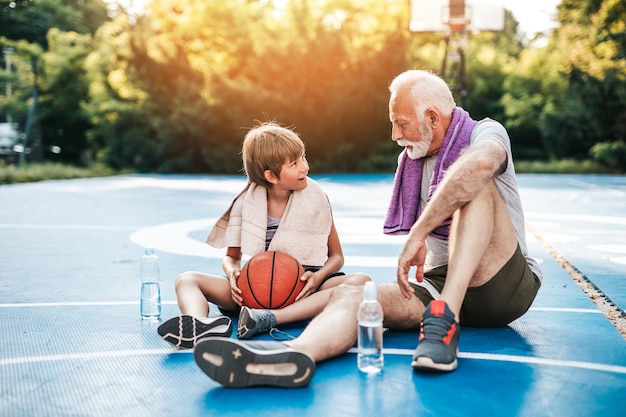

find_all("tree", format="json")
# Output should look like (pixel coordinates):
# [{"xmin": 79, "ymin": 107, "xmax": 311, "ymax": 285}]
[
  {"xmin": 1, "ymin": 0, "xmax": 110, "ymax": 163},
  {"xmin": 500, "ymin": 0, "xmax": 626, "ymax": 161},
  {"xmin": 0, "ymin": 0, "xmax": 109, "ymax": 47},
  {"xmin": 83, "ymin": 0, "xmax": 411, "ymax": 173},
  {"xmin": 538, "ymin": 0, "xmax": 626, "ymax": 159},
  {"xmin": 39, "ymin": 29, "xmax": 94, "ymax": 163}
]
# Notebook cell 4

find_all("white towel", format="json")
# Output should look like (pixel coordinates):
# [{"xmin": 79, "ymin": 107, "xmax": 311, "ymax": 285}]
[{"xmin": 206, "ymin": 178, "xmax": 332, "ymax": 267}]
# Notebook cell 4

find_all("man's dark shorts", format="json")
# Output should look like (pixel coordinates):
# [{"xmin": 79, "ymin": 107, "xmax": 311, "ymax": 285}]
[{"xmin": 410, "ymin": 244, "xmax": 541, "ymax": 327}]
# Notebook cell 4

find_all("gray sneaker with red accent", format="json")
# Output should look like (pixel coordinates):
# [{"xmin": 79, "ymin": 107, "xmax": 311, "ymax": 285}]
[{"xmin": 411, "ymin": 300, "xmax": 460, "ymax": 372}]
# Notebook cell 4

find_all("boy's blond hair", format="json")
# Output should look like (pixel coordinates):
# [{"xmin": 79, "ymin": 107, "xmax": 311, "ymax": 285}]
[{"xmin": 242, "ymin": 122, "xmax": 305, "ymax": 188}]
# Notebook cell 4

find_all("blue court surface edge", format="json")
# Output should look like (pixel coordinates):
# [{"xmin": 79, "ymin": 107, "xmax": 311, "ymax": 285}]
[{"xmin": 0, "ymin": 173, "xmax": 624, "ymax": 417}]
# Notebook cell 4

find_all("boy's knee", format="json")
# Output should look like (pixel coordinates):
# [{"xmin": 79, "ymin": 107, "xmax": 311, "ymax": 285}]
[{"xmin": 174, "ymin": 271, "xmax": 196, "ymax": 290}]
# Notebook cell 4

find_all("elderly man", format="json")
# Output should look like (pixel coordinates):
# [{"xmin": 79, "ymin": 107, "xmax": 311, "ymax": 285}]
[{"xmin": 191, "ymin": 69, "xmax": 542, "ymax": 388}]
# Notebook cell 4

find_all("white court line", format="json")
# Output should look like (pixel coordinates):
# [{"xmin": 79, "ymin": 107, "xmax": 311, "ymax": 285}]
[
  {"xmin": 0, "ymin": 303, "xmax": 602, "ymax": 314},
  {"xmin": 0, "ymin": 304, "xmax": 601, "ymax": 314},
  {"xmin": 0, "ymin": 301, "xmax": 178, "ymax": 307},
  {"xmin": 355, "ymin": 348, "xmax": 626, "ymax": 375},
  {"xmin": 525, "ymin": 213, "xmax": 626, "ymax": 226},
  {"xmin": 0, "ymin": 349, "xmax": 183, "ymax": 366},
  {"xmin": 529, "ymin": 307, "xmax": 602, "ymax": 314},
  {"xmin": 566, "ymin": 179, "xmax": 625, "ymax": 197},
  {"xmin": 0, "ymin": 224, "xmax": 137, "ymax": 230},
  {"xmin": 2, "ymin": 348, "xmax": 625, "ymax": 376}
]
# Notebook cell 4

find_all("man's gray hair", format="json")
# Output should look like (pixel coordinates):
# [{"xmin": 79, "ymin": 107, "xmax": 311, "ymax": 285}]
[{"xmin": 389, "ymin": 70, "xmax": 456, "ymax": 117}]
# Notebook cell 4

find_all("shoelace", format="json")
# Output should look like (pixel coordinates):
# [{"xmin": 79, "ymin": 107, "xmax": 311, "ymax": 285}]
[
  {"xmin": 421, "ymin": 317, "xmax": 453, "ymax": 341},
  {"xmin": 269, "ymin": 327, "xmax": 296, "ymax": 341}
]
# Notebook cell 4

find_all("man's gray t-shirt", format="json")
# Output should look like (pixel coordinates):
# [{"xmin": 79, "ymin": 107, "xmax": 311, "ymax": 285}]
[{"xmin": 421, "ymin": 118, "xmax": 543, "ymax": 281}]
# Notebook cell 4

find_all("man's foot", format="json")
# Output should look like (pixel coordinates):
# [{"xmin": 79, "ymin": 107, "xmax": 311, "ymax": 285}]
[
  {"xmin": 237, "ymin": 306, "xmax": 276, "ymax": 339},
  {"xmin": 194, "ymin": 337, "xmax": 315, "ymax": 388},
  {"xmin": 412, "ymin": 300, "xmax": 460, "ymax": 372},
  {"xmin": 158, "ymin": 315, "xmax": 232, "ymax": 349}
]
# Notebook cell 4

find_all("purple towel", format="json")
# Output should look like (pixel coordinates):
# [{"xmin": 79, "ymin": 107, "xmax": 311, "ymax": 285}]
[{"xmin": 383, "ymin": 107, "xmax": 477, "ymax": 238}]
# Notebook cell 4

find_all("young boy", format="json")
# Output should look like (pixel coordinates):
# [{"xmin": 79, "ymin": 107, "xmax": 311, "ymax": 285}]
[{"xmin": 157, "ymin": 122, "xmax": 370, "ymax": 348}]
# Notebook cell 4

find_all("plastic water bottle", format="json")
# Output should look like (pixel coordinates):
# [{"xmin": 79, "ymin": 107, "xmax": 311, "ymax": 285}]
[
  {"xmin": 357, "ymin": 281, "xmax": 384, "ymax": 373},
  {"xmin": 139, "ymin": 248, "xmax": 161, "ymax": 320}
]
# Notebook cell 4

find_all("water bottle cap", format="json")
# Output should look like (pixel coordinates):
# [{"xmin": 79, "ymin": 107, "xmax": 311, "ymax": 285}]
[
  {"xmin": 145, "ymin": 248, "xmax": 155, "ymax": 255},
  {"xmin": 363, "ymin": 281, "xmax": 377, "ymax": 300}
]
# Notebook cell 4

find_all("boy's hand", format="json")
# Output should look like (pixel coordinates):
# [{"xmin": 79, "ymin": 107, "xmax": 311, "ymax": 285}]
[
  {"xmin": 295, "ymin": 270, "xmax": 319, "ymax": 302},
  {"xmin": 229, "ymin": 269, "xmax": 243, "ymax": 306}
]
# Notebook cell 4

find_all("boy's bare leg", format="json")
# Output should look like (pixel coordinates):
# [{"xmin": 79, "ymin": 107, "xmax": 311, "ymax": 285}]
[
  {"xmin": 174, "ymin": 271, "xmax": 237, "ymax": 317},
  {"xmin": 158, "ymin": 272, "xmax": 235, "ymax": 349}
]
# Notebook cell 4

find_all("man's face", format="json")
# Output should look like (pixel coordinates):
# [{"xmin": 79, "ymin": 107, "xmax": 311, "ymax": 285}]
[{"xmin": 389, "ymin": 92, "xmax": 434, "ymax": 160}]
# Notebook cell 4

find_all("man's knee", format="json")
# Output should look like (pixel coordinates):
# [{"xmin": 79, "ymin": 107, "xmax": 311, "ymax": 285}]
[
  {"xmin": 328, "ymin": 283, "xmax": 365, "ymax": 307},
  {"xmin": 343, "ymin": 273, "xmax": 371, "ymax": 286}
]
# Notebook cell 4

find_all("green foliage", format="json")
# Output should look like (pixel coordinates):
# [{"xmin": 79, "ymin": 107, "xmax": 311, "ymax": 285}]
[
  {"xmin": 1, "ymin": 0, "xmax": 625, "ymax": 175},
  {"xmin": 590, "ymin": 141, "xmax": 626, "ymax": 172},
  {"xmin": 514, "ymin": 158, "xmax": 611, "ymax": 174},
  {"xmin": 39, "ymin": 29, "xmax": 93, "ymax": 163},
  {"xmin": 501, "ymin": 0, "xmax": 626, "ymax": 163},
  {"xmin": 541, "ymin": 68, "xmax": 626, "ymax": 159},
  {"xmin": 0, "ymin": 0, "xmax": 109, "ymax": 47},
  {"xmin": 80, "ymin": 0, "xmax": 410, "ymax": 173},
  {"xmin": 0, "ymin": 160, "xmax": 116, "ymax": 184}
]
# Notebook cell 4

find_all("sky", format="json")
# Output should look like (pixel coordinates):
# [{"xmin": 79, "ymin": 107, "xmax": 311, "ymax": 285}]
[
  {"xmin": 112, "ymin": 0, "xmax": 562, "ymax": 39},
  {"xmin": 497, "ymin": 0, "xmax": 561, "ymax": 37}
]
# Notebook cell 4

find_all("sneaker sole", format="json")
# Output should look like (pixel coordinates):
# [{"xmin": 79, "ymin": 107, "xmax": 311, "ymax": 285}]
[
  {"xmin": 411, "ymin": 356, "xmax": 458, "ymax": 372},
  {"xmin": 158, "ymin": 316, "xmax": 232, "ymax": 349},
  {"xmin": 194, "ymin": 337, "xmax": 315, "ymax": 388}
]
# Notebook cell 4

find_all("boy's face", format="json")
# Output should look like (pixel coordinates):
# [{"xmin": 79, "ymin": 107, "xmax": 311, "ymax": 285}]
[{"xmin": 274, "ymin": 152, "xmax": 309, "ymax": 191}]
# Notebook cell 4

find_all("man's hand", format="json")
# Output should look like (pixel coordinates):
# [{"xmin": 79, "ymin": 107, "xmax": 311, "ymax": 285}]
[{"xmin": 397, "ymin": 238, "xmax": 427, "ymax": 300}]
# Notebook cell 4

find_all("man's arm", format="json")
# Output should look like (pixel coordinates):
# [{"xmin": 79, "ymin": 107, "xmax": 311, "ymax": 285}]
[{"xmin": 396, "ymin": 138, "xmax": 508, "ymax": 299}]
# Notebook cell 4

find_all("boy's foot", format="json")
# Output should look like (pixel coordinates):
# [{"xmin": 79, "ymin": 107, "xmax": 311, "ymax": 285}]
[
  {"xmin": 411, "ymin": 300, "xmax": 460, "ymax": 372},
  {"xmin": 158, "ymin": 315, "xmax": 232, "ymax": 349},
  {"xmin": 194, "ymin": 337, "xmax": 315, "ymax": 388},
  {"xmin": 237, "ymin": 306, "xmax": 276, "ymax": 339}
]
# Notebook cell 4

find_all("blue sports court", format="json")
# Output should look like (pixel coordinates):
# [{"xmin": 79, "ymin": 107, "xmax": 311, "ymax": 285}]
[{"xmin": 1, "ymin": 173, "xmax": 625, "ymax": 416}]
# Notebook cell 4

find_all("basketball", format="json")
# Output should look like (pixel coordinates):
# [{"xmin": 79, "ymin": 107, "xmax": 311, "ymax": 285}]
[{"xmin": 238, "ymin": 251, "xmax": 306, "ymax": 309}]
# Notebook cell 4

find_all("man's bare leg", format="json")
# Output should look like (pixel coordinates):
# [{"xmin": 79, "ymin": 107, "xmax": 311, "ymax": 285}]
[
  {"xmin": 287, "ymin": 282, "xmax": 424, "ymax": 362},
  {"xmin": 441, "ymin": 180, "xmax": 518, "ymax": 319},
  {"xmin": 237, "ymin": 273, "xmax": 372, "ymax": 339},
  {"xmin": 194, "ymin": 275, "xmax": 425, "ymax": 386},
  {"xmin": 412, "ymin": 180, "xmax": 519, "ymax": 371}
]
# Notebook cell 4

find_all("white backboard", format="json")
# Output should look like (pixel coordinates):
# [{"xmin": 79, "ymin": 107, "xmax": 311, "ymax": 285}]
[{"xmin": 410, "ymin": 0, "xmax": 505, "ymax": 33}]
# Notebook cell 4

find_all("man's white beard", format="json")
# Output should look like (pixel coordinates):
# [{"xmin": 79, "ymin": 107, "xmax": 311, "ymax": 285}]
[{"xmin": 405, "ymin": 123, "xmax": 433, "ymax": 160}]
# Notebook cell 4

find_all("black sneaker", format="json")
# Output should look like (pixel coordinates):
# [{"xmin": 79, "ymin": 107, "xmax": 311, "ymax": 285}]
[
  {"xmin": 194, "ymin": 337, "xmax": 315, "ymax": 388},
  {"xmin": 158, "ymin": 315, "xmax": 232, "ymax": 349},
  {"xmin": 411, "ymin": 300, "xmax": 460, "ymax": 372},
  {"xmin": 237, "ymin": 306, "xmax": 277, "ymax": 339}
]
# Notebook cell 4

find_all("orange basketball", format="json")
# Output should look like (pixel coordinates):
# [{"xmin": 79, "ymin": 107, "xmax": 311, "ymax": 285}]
[{"xmin": 238, "ymin": 251, "xmax": 306, "ymax": 309}]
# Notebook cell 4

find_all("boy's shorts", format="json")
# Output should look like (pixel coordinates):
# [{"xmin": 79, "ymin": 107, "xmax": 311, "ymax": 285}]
[{"xmin": 410, "ymin": 244, "xmax": 541, "ymax": 327}]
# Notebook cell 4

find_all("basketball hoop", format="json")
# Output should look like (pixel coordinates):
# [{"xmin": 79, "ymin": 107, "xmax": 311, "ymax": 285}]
[
  {"xmin": 409, "ymin": 0, "xmax": 505, "ymax": 33},
  {"xmin": 448, "ymin": 20, "xmax": 467, "ymax": 33},
  {"xmin": 408, "ymin": 0, "xmax": 505, "ymax": 108}
]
